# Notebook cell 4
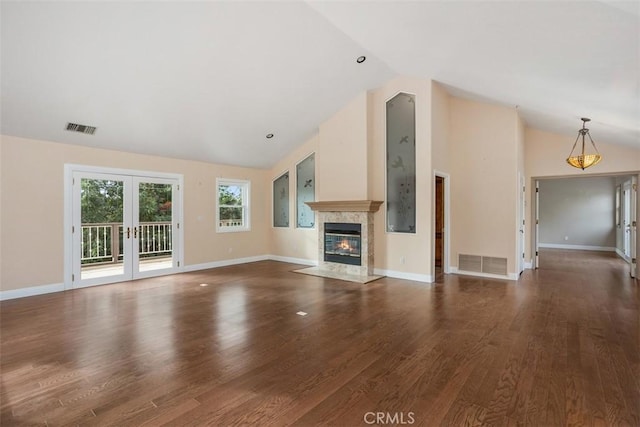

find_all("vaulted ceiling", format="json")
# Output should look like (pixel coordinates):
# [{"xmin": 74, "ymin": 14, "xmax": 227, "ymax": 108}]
[{"xmin": 1, "ymin": 1, "xmax": 638, "ymax": 168}]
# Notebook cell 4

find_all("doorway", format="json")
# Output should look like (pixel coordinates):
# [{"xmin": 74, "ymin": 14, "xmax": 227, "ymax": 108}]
[
  {"xmin": 434, "ymin": 172, "xmax": 449, "ymax": 279},
  {"xmin": 65, "ymin": 165, "xmax": 183, "ymax": 289},
  {"xmin": 532, "ymin": 174, "xmax": 637, "ymax": 278}
]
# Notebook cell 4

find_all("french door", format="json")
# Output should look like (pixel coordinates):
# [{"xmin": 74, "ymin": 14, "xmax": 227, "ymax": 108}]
[
  {"xmin": 628, "ymin": 176, "xmax": 637, "ymax": 279},
  {"xmin": 69, "ymin": 168, "xmax": 181, "ymax": 289}
]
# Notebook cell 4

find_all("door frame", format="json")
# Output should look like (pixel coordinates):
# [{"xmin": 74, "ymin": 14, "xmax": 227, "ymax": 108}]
[
  {"xmin": 622, "ymin": 180, "xmax": 632, "ymax": 259},
  {"xmin": 433, "ymin": 171, "xmax": 450, "ymax": 275},
  {"xmin": 71, "ymin": 171, "xmax": 134, "ymax": 288},
  {"xmin": 132, "ymin": 176, "xmax": 181, "ymax": 280},
  {"xmin": 631, "ymin": 175, "xmax": 637, "ymax": 279},
  {"xmin": 531, "ymin": 173, "xmax": 639, "ymax": 277},
  {"xmin": 517, "ymin": 173, "xmax": 526, "ymax": 274},
  {"xmin": 64, "ymin": 164, "xmax": 184, "ymax": 290}
]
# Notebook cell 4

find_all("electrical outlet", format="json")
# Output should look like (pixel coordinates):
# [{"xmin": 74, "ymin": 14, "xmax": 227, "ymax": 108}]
[
  {"xmin": 564, "ymin": 236, "xmax": 569, "ymax": 241},
  {"xmin": 400, "ymin": 256, "xmax": 406, "ymax": 264},
  {"xmin": 228, "ymin": 247, "xmax": 233, "ymax": 253}
]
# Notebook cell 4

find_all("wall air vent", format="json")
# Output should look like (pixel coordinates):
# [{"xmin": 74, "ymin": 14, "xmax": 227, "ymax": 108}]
[
  {"xmin": 482, "ymin": 256, "xmax": 508, "ymax": 276},
  {"xmin": 458, "ymin": 254, "xmax": 508, "ymax": 276},
  {"xmin": 66, "ymin": 122, "xmax": 97, "ymax": 135},
  {"xmin": 459, "ymin": 254, "xmax": 482, "ymax": 272}
]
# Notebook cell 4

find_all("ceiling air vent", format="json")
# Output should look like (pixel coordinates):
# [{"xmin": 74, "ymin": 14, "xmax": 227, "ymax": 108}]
[{"xmin": 66, "ymin": 122, "xmax": 97, "ymax": 135}]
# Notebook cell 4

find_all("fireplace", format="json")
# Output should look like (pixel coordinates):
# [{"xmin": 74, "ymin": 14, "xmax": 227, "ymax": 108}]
[
  {"xmin": 296, "ymin": 200, "xmax": 384, "ymax": 283},
  {"xmin": 324, "ymin": 223, "xmax": 361, "ymax": 266}
]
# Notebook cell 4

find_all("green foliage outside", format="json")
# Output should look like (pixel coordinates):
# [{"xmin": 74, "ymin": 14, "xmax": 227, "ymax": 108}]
[
  {"xmin": 218, "ymin": 185, "xmax": 243, "ymax": 221},
  {"xmin": 81, "ymin": 179, "xmax": 172, "ymax": 223},
  {"xmin": 80, "ymin": 179, "xmax": 173, "ymax": 264}
]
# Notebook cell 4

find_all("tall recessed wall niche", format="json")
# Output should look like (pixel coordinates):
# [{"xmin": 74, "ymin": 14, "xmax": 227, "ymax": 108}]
[
  {"xmin": 386, "ymin": 92, "xmax": 416, "ymax": 233},
  {"xmin": 296, "ymin": 153, "xmax": 315, "ymax": 228},
  {"xmin": 273, "ymin": 172, "xmax": 289, "ymax": 227}
]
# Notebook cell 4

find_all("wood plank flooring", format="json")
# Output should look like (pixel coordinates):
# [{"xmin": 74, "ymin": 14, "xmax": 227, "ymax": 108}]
[{"xmin": 1, "ymin": 249, "xmax": 637, "ymax": 426}]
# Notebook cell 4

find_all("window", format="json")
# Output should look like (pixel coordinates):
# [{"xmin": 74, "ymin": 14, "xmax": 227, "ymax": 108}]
[{"xmin": 217, "ymin": 178, "xmax": 250, "ymax": 232}]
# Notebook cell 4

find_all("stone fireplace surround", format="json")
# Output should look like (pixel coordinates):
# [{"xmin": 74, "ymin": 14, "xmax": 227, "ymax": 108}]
[{"xmin": 294, "ymin": 200, "xmax": 384, "ymax": 284}]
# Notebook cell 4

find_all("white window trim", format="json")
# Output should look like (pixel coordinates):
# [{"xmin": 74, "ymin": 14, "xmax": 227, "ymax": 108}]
[{"xmin": 216, "ymin": 178, "xmax": 251, "ymax": 233}]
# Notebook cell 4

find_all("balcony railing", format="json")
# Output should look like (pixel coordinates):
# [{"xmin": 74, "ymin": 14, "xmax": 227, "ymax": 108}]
[
  {"xmin": 81, "ymin": 222, "xmax": 172, "ymax": 265},
  {"xmin": 218, "ymin": 219, "xmax": 243, "ymax": 227}
]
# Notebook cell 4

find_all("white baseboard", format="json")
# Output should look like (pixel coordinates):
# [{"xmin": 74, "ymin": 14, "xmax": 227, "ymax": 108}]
[
  {"xmin": 524, "ymin": 260, "xmax": 533, "ymax": 269},
  {"xmin": 268, "ymin": 255, "xmax": 318, "ymax": 266},
  {"xmin": 182, "ymin": 255, "xmax": 270, "ymax": 272},
  {"xmin": 450, "ymin": 267, "xmax": 518, "ymax": 281},
  {"xmin": 539, "ymin": 243, "xmax": 616, "ymax": 252},
  {"xmin": 373, "ymin": 268, "xmax": 432, "ymax": 283},
  {"xmin": 0, "ymin": 282, "xmax": 65, "ymax": 301}
]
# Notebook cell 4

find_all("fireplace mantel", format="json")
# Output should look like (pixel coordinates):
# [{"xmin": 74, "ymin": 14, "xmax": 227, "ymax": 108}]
[{"xmin": 305, "ymin": 200, "xmax": 383, "ymax": 213}]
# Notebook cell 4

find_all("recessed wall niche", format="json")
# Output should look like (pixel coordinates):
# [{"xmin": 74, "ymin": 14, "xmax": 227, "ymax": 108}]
[
  {"xmin": 386, "ymin": 92, "xmax": 416, "ymax": 233},
  {"xmin": 273, "ymin": 172, "xmax": 289, "ymax": 227},
  {"xmin": 296, "ymin": 153, "xmax": 315, "ymax": 228}
]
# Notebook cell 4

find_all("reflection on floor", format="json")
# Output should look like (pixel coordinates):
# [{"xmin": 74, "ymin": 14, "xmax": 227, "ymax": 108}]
[{"xmin": 81, "ymin": 256, "xmax": 172, "ymax": 279}]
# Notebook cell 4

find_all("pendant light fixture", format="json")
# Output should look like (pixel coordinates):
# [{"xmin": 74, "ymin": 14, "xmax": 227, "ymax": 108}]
[{"xmin": 566, "ymin": 118, "xmax": 602, "ymax": 170}]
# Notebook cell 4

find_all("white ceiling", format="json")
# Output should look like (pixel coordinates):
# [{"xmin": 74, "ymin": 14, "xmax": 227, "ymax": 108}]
[{"xmin": 1, "ymin": 1, "xmax": 638, "ymax": 169}]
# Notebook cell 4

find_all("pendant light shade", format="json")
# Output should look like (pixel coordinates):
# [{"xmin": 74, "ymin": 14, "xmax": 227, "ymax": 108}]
[{"xmin": 567, "ymin": 118, "xmax": 602, "ymax": 170}]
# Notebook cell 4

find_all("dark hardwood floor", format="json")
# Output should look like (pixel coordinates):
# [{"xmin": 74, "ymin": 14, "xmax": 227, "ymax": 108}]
[{"xmin": 1, "ymin": 250, "xmax": 638, "ymax": 426}]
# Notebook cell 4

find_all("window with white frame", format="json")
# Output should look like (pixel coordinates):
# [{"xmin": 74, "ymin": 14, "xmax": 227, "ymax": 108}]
[{"xmin": 216, "ymin": 178, "xmax": 250, "ymax": 232}]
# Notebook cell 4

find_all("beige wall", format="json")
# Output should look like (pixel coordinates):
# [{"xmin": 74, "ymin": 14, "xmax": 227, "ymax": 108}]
[
  {"xmin": 268, "ymin": 135, "xmax": 319, "ymax": 262},
  {"xmin": 431, "ymin": 81, "xmax": 451, "ymax": 173},
  {"xmin": 0, "ymin": 140, "xmax": 3, "ymax": 287},
  {"xmin": 430, "ymin": 81, "xmax": 452, "ymax": 273},
  {"xmin": 449, "ymin": 97, "xmax": 519, "ymax": 274},
  {"xmin": 269, "ymin": 77, "xmax": 435, "ymax": 279},
  {"xmin": 516, "ymin": 113, "xmax": 526, "ymax": 270},
  {"xmin": 8, "ymin": 79, "xmax": 637, "ymax": 292},
  {"xmin": 524, "ymin": 127, "xmax": 640, "ymax": 263},
  {"xmin": 317, "ymin": 91, "xmax": 369, "ymax": 201},
  {"xmin": 0, "ymin": 135, "xmax": 270, "ymax": 291}
]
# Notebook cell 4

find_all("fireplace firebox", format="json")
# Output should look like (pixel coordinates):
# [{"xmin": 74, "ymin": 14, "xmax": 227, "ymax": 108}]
[{"xmin": 324, "ymin": 222, "xmax": 361, "ymax": 266}]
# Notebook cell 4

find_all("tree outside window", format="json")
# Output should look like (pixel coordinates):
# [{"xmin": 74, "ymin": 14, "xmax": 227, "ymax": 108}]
[{"xmin": 217, "ymin": 179, "xmax": 250, "ymax": 232}]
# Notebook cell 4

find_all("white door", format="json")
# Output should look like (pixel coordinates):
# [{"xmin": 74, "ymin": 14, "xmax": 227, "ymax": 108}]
[
  {"xmin": 623, "ymin": 181, "xmax": 632, "ymax": 258},
  {"xmin": 518, "ymin": 174, "xmax": 525, "ymax": 274},
  {"xmin": 133, "ymin": 177, "xmax": 179, "ymax": 278},
  {"xmin": 535, "ymin": 180, "xmax": 540, "ymax": 269},
  {"xmin": 71, "ymin": 171, "xmax": 180, "ymax": 288},
  {"xmin": 630, "ymin": 177, "xmax": 637, "ymax": 278},
  {"xmin": 72, "ymin": 172, "xmax": 132, "ymax": 287}
]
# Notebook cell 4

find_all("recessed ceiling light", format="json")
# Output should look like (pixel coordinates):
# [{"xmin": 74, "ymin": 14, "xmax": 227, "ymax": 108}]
[
  {"xmin": 356, "ymin": 56, "xmax": 366, "ymax": 64},
  {"xmin": 266, "ymin": 133, "xmax": 274, "ymax": 139}
]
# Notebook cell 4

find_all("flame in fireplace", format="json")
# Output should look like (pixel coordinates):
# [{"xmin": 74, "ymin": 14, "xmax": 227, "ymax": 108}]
[{"xmin": 337, "ymin": 239, "xmax": 351, "ymax": 251}]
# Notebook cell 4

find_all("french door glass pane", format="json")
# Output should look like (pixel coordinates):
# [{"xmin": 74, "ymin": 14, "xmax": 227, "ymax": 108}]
[
  {"xmin": 80, "ymin": 178, "xmax": 125, "ymax": 280},
  {"xmin": 138, "ymin": 182, "xmax": 173, "ymax": 272}
]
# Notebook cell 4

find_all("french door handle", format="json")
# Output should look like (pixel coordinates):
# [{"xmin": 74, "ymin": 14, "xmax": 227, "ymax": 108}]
[
  {"xmin": 134, "ymin": 227, "xmax": 138, "ymax": 238},
  {"xmin": 126, "ymin": 227, "xmax": 131, "ymax": 239}
]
